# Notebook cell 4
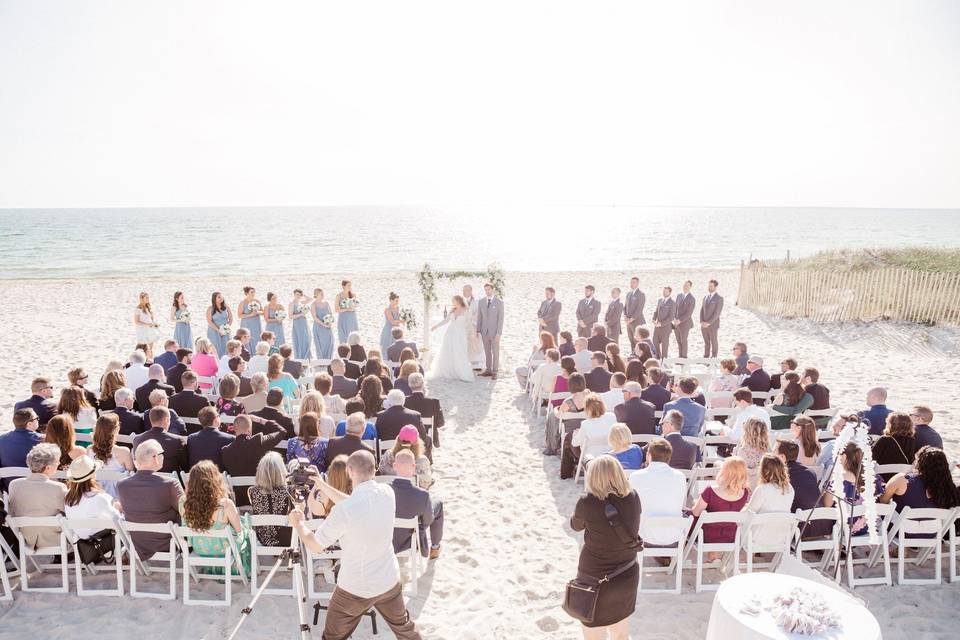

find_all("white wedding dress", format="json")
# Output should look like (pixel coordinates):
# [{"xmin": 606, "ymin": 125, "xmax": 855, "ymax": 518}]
[{"xmin": 429, "ymin": 310, "xmax": 475, "ymax": 382}]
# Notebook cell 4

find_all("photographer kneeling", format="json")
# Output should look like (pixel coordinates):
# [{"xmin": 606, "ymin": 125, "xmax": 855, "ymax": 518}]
[{"xmin": 289, "ymin": 450, "xmax": 422, "ymax": 640}]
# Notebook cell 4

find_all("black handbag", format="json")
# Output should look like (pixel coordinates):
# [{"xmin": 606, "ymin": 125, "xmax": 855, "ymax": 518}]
[{"xmin": 76, "ymin": 529, "xmax": 116, "ymax": 566}]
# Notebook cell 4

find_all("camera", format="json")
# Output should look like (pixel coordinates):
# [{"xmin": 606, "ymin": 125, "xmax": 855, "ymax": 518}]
[{"xmin": 286, "ymin": 457, "xmax": 315, "ymax": 502}]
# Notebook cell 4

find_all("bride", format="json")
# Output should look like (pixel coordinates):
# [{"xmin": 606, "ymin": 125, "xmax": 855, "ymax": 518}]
[{"xmin": 428, "ymin": 295, "xmax": 475, "ymax": 382}]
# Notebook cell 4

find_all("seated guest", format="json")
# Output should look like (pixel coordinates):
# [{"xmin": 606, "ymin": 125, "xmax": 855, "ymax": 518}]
[
  {"xmin": 44, "ymin": 414, "xmax": 85, "ymax": 469},
  {"xmin": 691, "ymin": 456, "xmax": 750, "ymax": 555},
  {"xmin": 8, "ymin": 443, "xmax": 68, "ymax": 550},
  {"xmin": 239, "ymin": 372, "xmax": 270, "ymax": 414},
  {"xmin": 607, "ymin": 423, "xmax": 644, "ymax": 471},
  {"xmin": 880, "ymin": 446, "xmax": 960, "ymax": 517},
  {"xmin": 145, "ymin": 388, "xmax": 187, "ymax": 435},
  {"xmin": 57, "ymin": 386, "xmax": 97, "ymax": 434},
  {"xmin": 67, "ymin": 367, "xmax": 99, "ymax": 409},
  {"xmin": 632, "ymin": 326, "xmax": 657, "ymax": 361},
  {"xmin": 154, "ymin": 339, "xmax": 179, "ymax": 373},
  {"xmin": 133, "ymin": 343, "xmax": 154, "ymax": 363},
  {"xmin": 564, "ymin": 394, "xmax": 615, "ymax": 479},
  {"xmin": 313, "ymin": 373, "xmax": 347, "ymax": 416},
  {"xmin": 0, "ymin": 409, "xmax": 43, "ymax": 488},
  {"xmin": 325, "ymin": 412, "xmax": 375, "ymax": 461},
  {"xmin": 347, "ymin": 331, "xmax": 366, "ymax": 363},
  {"xmin": 215, "ymin": 374, "xmax": 246, "ymax": 418},
  {"xmin": 817, "ymin": 415, "xmax": 850, "ymax": 470},
  {"xmin": 770, "ymin": 372, "xmax": 813, "ymax": 430},
  {"xmin": 545, "ymin": 373, "xmax": 588, "ymax": 456},
  {"xmin": 823, "ymin": 443, "xmax": 886, "ymax": 537},
  {"xmin": 516, "ymin": 331, "xmax": 555, "ymax": 389},
  {"xmin": 662, "ymin": 377, "xmax": 706, "ymax": 437},
  {"xmin": 549, "ymin": 357, "xmax": 576, "ymax": 407},
  {"xmin": 707, "ymin": 359, "xmax": 740, "ymax": 407},
  {"xmin": 379, "ymin": 425, "xmax": 433, "ymax": 488},
  {"xmin": 586, "ymin": 323, "xmax": 613, "ymax": 353},
  {"xmin": 732, "ymin": 341, "xmax": 750, "ymax": 375},
  {"xmin": 743, "ymin": 356, "xmax": 771, "ymax": 406},
  {"xmin": 770, "ymin": 357, "xmax": 798, "ymax": 390},
  {"xmin": 640, "ymin": 368, "xmax": 671, "ymax": 410},
  {"xmin": 113, "ymin": 387, "xmax": 147, "ymax": 436},
  {"xmin": 222, "ymin": 414, "xmax": 287, "ymax": 504},
  {"xmin": 387, "ymin": 327, "xmax": 420, "ymax": 362},
  {"xmin": 801, "ymin": 367, "xmax": 831, "ymax": 415},
  {"xmin": 190, "ymin": 338, "xmax": 220, "ymax": 392},
  {"xmin": 117, "ymin": 439, "xmax": 184, "ymax": 560},
  {"xmin": 774, "ymin": 440, "xmax": 831, "ymax": 538},
  {"xmin": 605, "ymin": 344, "xmax": 626, "ymax": 375},
  {"xmin": 14, "ymin": 376, "xmax": 57, "ymax": 428},
  {"xmin": 85, "ymin": 413, "xmax": 134, "ymax": 498},
  {"xmin": 98, "ymin": 369, "xmax": 125, "ymax": 412},
  {"xmin": 659, "ymin": 410, "xmax": 697, "ymax": 470},
  {"xmin": 125, "ymin": 350, "xmax": 151, "ymax": 391},
  {"xmin": 871, "ymin": 411, "xmax": 918, "ymax": 479},
  {"xmin": 734, "ymin": 418, "xmax": 771, "ymax": 483},
  {"xmin": 614, "ymin": 382, "xmax": 657, "ymax": 435},
  {"xmin": 362, "ymin": 357, "xmax": 393, "ymax": 393},
  {"xmin": 598, "ymin": 372, "xmax": 626, "ymax": 410},
  {"xmin": 329, "ymin": 345, "xmax": 363, "ymax": 380},
  {"xmin": 253, "ymin": 388, "xmax": 296, "ymax": 438},
  {"xmin": 179, "ymin": 460, "xmax": 251, "ymax": 577},
  {"xmin": 909, "ymin": 405, "xmax": 943, "ymax": 451},
  {"xmin": 742, "ymin": 454, "xmax": 796, "ymax": 546},
  {"xmin": 165, "ymin": 348, "xmax": 194, "ymax": 392},
  {"xmin": 571, "ymin": 337, "xmax": 593, "ymax": 373},
  {"xmin": 235, "ymin": 328, "xmax": 252, "ymax": 361},
  {"xmin": 789, "ymin": 416, "xmax": 821, "ymax": 466},
  {"xmin": 168, "ymin": 370, "xmax": 212, "ymax": 421},
  {"xmin": 585, "ymin": 352, "xmax": 612, "ymax": 393},
  {"xmin": 229, "ymin": 357, "xmax": 255, "ymax": 396},
  {"xmin": 392, "ymin": 449, "xmax": 443, "ymax": 559},
  {"xmin": 392, "ymin": 347, "xmax": 423, "ymax": 379},
  {"xmin": 280, "ymin": 344, "xmax": 304, "ymax": 379},
  {"xmin": 558, "ymin": 331, "xmax": 575, "ymax": 358},
  {"xmin": 859, "ymin": 386, "xmax": 891, "ymax": 436},
  {"xmin": 376, "ymin": 389, "xmax": 428, "ymax": 451},
  {"xmin": 722, "ymin": 387, "xmax": 772, "ymax": 441},
  {"xmin": 336, "ymin": 400, "xmax": 378, "ymax": 440},
  {"xmin": 187, "ymin": 406, "xmax": 234, "ymax": 471},
  {"xmin": 64, "ymin": 455, "xmax": 122, "ymax": 541},
  {"xmin": 328, "ymin": 359, "xmax": 360, "ymax": 400},
  {"xmin": 393, "ymin": 360, "xmax": 419, "ymax": 396},
  {"xmin": 133, "ymin": 406, "xmax": 187, "ymax": 473},
  {"xmin": 135, "ymin": 363, "xmax": 175, "ymax": 412},
  {"xmin": 248, "ymin": 452, "xmax": 292, "ymax": 546},
  {"xmin": 359, "ymin": 374, "xmax": 385, "ymax": 418},
  {"xmin": 286, "ymin": 412, "xmax": 328, "ymax": 471},
  {"xmin": 629, "ymin": 438, "xmax": 687, "ymax": 546},
  {"xmin": 298, "ymin": 391, "xmax": 337, "ymax": 436},
  {"xmin": 247, "ymin": 340, "xmax": 271, "ymax": 375},
  {"xmin": 404, "ymin": 373, "xmax": 445, "ymax": 443},
  {"xmin": 624, "ymin": 359, "xmax": 646, "ymax": 387},
  {"xmin": 306, "ymin": 454, "xmax": 352, "ymax": 518}
]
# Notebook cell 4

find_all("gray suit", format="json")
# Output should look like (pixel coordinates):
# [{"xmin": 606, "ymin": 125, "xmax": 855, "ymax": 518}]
[
  {"xmin": 575, "ymin": 298, "xmax": 601, "ymax": 338},
  {"xmin": 651, "ymin": 297, "xmax": 676, "ymax": 360},
  {"xmin": 604, "ymin": 299, "xmax": 624, "ymax": 342},
  {"xmin": 699, "ymin": 292, "xmax": 724, "ymax": 357},
  {"xmin": 537, "ymin": 298, "xmax": 561, "ymax": 339},
  {"xmin": 624, "ymin": 288, "xmax": 646, "ymax": 349},
  {"xmin": 672, "ymin": 292, "xmax": 696, "ymax": 358},
  {"xmin": 476, "ymin": 296, "xmax": 504, "ymax": 374},
  {"xmin": 117, "ymin": 470, "xmax": 184, "ymax": 560}
]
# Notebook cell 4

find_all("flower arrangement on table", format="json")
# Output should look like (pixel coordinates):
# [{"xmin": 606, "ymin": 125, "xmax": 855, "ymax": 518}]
[
  {"xmin": 340, "ymin": 297, "xmax": 360, "ymax": 311},
  {"xmin": 830, "ymin": 418, "xmax": 880, "ymax": 543},
  {"xmin": 399, "ymin": 306, "xmax": 418, "ymax": 330},
  {"xmin": 219, "ymin": 324, "xmax": 231, "ymax": 337},
  {"xmin": 741, "ymin": 587, "xmax": 841, "ymax": 635},
  {"xmin": 320, "ymin": 314, "xmax": 335, "ymax": 328}
]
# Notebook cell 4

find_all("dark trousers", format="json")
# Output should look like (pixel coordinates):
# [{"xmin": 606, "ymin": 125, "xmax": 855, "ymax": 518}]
[
  {"xmin": 673, "ymin": 325, "xmax": 690, "ymax": 358},
  {"xmin": 653, "ymin": 327, "xmax": 671, "ymax": 360},
  {"xmin": 701, "ymin": 325, "xmax": 719, "ymax": 358},
  {"xmin": 322, "ymin": 582, "xmax": 421, "ymax": 640},
  {"xmin": 560, "ymin": 430, "xmax": 581, "ymax": 479}
]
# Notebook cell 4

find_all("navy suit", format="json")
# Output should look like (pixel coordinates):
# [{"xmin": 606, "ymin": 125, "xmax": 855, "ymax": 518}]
[
  {"xmin": 187, "ymin": 427, "xmax": 235, "ymax": 471},
  {"xmin": 330, "ymin": 375, "xmax": 358, "ymax": 399},
  {"xmin": 744, "ymin": 368, "xmax": 772, "ymax": 406},
  {"xmin": 154, "ymin": 350, "xmax": 178, "ymax": 373},
  {"xmin": 613, "ymin": 398, "xmax": 657, "ymax": 435},
  {"xmin": 13, "ymin": 395, "xmax": 56, "ymax": 428},
  {"xmin": 387, "ymin": 340, "xmax": 420, "ymax": 363},
  {"xmin": 585, "ymin": 367, "xmax": 612, "ymax": 393},
  {"xmin": 114, "ymin": 406, "xmax": 147, "ymax": 436},
  {"xmin": 859, "ymin": 404, "xmax": 891, "ymax": 436},
  {"xmin": 391, "ymin": 477, "xmax": 443, "ymax": 557},
  {"xmin": 0, "ymin": 428, "xmax": 42, "ymax": 489},
  {"xmin": 640, "ymin": 384, "xmax": 671, "ymax": 411},
  {"xmin": 788, "ymin": 461, "xmax": 832, "ymax": 538},
  {"xmin": 133, "ymin": 428, "xmax": 188, "ymax": 473},
  {"xmin": 663, "ymin": 432, "xmax": 697, "ymax": 470},
  {"xmin": 145, "ymin": 407, "xmax": 187, "ymax": 435},
  {"xmin": 135, "ymin": 379, "xmax": 175, "ymax": 413},
  {"xmin": 375, "ymin": 405, "xmax": 428, "ymax": 449},
  {"xmin": 168, "ymin": 390, "xmax": 212, "ymax": 420}
]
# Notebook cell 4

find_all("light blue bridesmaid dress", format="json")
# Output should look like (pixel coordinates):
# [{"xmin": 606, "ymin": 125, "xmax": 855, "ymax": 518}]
[
  {"xmin": 173, "ymin": 307, "xmax": 193, "ymax": 350},
  {"xmin": 380, "ymin": 308, "xmax": 400, "ymax": 356},
  {"xmin": 240, "ymin": 301, "xmax": 262, "ymax": 345},
  {"xmin": 312, "ymin": 302, "xmax": 334, "ymax": 359},
  {"xmin": 265, "ymin": 307, "xmax": 286, "ymax": 346},
  {"xmin": 291, "ymin": 303, "xmax": 311, "ymax": 360},
  {"xmin": 208, "ymin": 308, "xmax": 230, "ymax": 357},
  {"xmin": 337, "ymin": 298, "xmax": 359, "ymax": 344}
]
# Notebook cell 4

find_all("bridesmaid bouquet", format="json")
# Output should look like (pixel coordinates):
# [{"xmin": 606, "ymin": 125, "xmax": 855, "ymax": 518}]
[
  {"xmin": 340, "ymin": 297, "xmax": 361, "ymax": 311},
  {"xmin": 248, "ymin": 301, "xmax": 262, "ymax": 313},
  {"xmin": 399, "ymin": 306, "xmax": 418, "ymax": 330},
  {"xmin": 321, "ymin": 314, "xmax": 334, "ymax": 328},
  {"xmin": 180, "ymin": 310, "xmax": 192, "ymax": 322},
  {"xmin": 219, "ymin": 323, "xmax": 231, "ymax": 337},
  {"xmin": 274, "ymin": 309, "xmax": 287, "ymax": 321},
  {"xmin": 297, "ymin": 303, "xmax": 311, "ymax": 316}
]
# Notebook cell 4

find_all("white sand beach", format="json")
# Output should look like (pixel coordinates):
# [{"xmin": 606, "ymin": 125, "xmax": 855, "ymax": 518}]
[{"xmin": 1, "ymin": 269, "xmax": 958, "ymax": 639}]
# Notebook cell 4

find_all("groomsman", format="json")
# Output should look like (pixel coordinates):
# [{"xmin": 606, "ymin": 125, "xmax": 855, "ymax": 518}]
[
  {"xmin": 700, "ymin": 279, "xmax": 724, "ymax": 358},
  {"xmin": 537, "ymin": 287, "xmax": 562, "ymax": 340},
  {"xmin": 477, "ymin": 283, "xmax": 504, "ymax": 379},
  {"xmin": 605, "ymin": 288, "xmax": 624, "ymax": 344},
  {"xmin": 624, "ymin": 277, "xmax": 646, "ymax": 351},
  {"xmin": 575, "ymin": 286, "xmax": 601, "ymax": 338},
  {"xmin": 651, "ymin": 286, "xmax": 676, "ymax": 360},
  {"xmin": 671, "ymin": 280, "xmax": 696, "ymax": 359}
]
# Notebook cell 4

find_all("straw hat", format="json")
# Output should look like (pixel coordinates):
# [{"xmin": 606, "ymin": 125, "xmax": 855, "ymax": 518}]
[{"xmin": 67, "ymin": 455, "xmax": 100, "ymax": 483}]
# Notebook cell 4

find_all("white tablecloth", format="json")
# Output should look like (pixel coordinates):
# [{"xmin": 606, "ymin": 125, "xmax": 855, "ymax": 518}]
[{"xmin": 705, "ymin": 573, "xmax": 881, "ymax": 640}]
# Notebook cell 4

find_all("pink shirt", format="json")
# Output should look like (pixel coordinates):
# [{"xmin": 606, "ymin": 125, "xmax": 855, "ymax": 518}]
[{"xmin": 192, "ymin": 353, "xmax": 219, "ymax": 389}]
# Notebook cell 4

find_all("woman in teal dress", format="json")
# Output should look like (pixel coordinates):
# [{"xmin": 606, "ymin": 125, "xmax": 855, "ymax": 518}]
[
  {"xmin": 206, "ymin": 292, "xmax": 233, "ymax": 357},
  {"xmin": 267, "ymin": 354, "xmax": 301, "ymax": 401},
  {"xmin": 335, "ymin": 280, "xmax": 359, "ymax": 344},
  {"xmin": 311, "ymin": 288, "xmax": 335, "ymax": 359},
  {"xmin": 170, "ymin": 291, "xmax": 193, "ymax": 349},
  {"xmin": 380, "ymin": 292, "xmax": 403, "ymax": 356},
  {"xmin": 289, "ymin": 289, "xmax": 312, "ymax": 360},
  {"xmin": 180, "ymin": 460, "xmax": 251, "ymax": 577},
  {"xmin": 264, "ymin": 292, "xmax": 287, "ymax": 346},
  {"xmin": 237, "ymin": 286, "xmax": 263, "ymax": 346}
]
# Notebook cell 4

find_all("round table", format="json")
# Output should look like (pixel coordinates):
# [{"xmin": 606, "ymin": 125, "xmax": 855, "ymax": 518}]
[{"xmin": 705, "ymin": 572, "xmax": 881, "ymax": 640}]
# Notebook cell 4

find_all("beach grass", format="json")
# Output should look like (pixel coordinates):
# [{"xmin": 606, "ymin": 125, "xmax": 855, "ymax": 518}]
[{"xmin": 779, "ymin": 247, "xmax": 960, "ymax": 273}]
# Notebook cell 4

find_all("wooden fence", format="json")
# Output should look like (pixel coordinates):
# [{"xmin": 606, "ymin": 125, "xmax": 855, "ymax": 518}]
[{"xmin": 736, "ymin": 260, "xmax": 960, "ymax": 325}]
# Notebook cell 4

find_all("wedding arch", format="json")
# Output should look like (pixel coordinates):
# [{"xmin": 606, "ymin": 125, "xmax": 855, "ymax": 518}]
[{"xmin": 417, "ymin": 262, "xmax": 505, "ymax": 346}]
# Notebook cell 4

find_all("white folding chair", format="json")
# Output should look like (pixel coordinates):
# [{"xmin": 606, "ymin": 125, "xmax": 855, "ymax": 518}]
[
  {"xmin": 116, "ymin": 433, "xmax": 136, "ymax": 447},
  {"xmin": 197, "ymin": 376, "xmax": 218, "ymax": 394},
  {"xmin": 302, "ymin": 518, "xmax": 341, "ymax": 601},
  {"xmin": 6, "ymin": 515, "xmax": 70, "ymax": 592},
  {"xmin": 682, "ymin": 511, "xmax": 750, "ymax": 592},
  {"xmin": 839, "ymin": 502, "xmax": 894, "ymax": 588},
  {"xmin": 61, "ymin": 516, "xmax": 126, "ymax": 596},
  {"xmin": 804, "ymin": 407, "xmax": 839, "ymax": 421},
  {"xmin": 394, "ymin": 517, "xmax": 421, "ymax": 596},
  {"xmin": 888, "ymin": 506, "xmax": 955, "ymax": 585},
  {"xmin": 248, "ymin": 514, "xmax": 296, "ymax": 595},
  {"xmin": 874, "ymin": 463, "xmax": 914, "ymax": 477},
  {"xmin": 630, "ymin": 433, "xmax": 657, "ymax": 446},
  {"xmin": 226, "ymin": 475, "xmax": 257, "ymax": 513},
  {"xmin": 948, "ymin": 509, "xmax": 960, "ymax": 583},
  {"xmin": 173, "ymin": 524, "xmax": 248, "ymax": 606},
  {"xmin": 96, "ymin": 469, "xmax": 132, "ymax": 485},
  {"xmin": 704, "ymin": 392, "xmax": 734, "ymax": 408},
  {"xmin": 743, "ymin": 512, "xmax": 796, "ymax": 573},
  {"xmin": 637, "ymin": 515, "xmax": 692, "ymax": 594},
  {"xmin": 377, "ymin": 439, "xmax": 397, "ymax": 464},
  {"xmin": 751, "ymin": 391, "xmax": 772, "ymax": 405},
  {"xmin": 702, "ymin": 435, "xmax": 736, "ymax": 466},
  {"xmin": 120, "ymin": 520, "xmax": 177, "ymax": 600},
  {"xmin": 793, "ymin": 507, "xmax": 841, "ymax": 571},
  {"xmin": 75, "ymin": 432, "xmax": 94, "ymax": 446},
  {"xmin": 816, "ymin": 430, "xmax": 838, "ymax": 443},
  {"xmin": 0, "ymin": 537, "xmax": 14, "ymax": 600},
  {"xmin": 540, "ymin": 392, "xmax": 570, "ymax": 420}
]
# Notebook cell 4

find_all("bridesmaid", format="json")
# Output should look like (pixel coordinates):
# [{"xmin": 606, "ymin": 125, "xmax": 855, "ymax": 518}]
[
  {"xmin": 170, "ymin": 291, "xmax": 193, "ymax": 349},
  {"xmin": 289, "ymin": 288, "xmax": 312, "ymax": 360},
  {"xmin": 380, "ymin": 292, "xmax": 403, "ymax": 356},
  {"xmin": 134, "ymin": 292, "xmax": 159, "ymax": 352},
  {"xmin": 311, "ymin": 288, "xmax": 335, "ymax": 359},
  {"xmin": 238, "ymin": 286, "xmax": 263, "ymax": 346},
  {"xmin": 264, "ymin": 292, "xmax": 287, "ymax": 346},
  {"xmin": 335, "ymin": 280, "xmax": 359, "ymax": 344},
  {"xmin": 206, "ymin": 291, "xmax": 233, "ymax": 357}
]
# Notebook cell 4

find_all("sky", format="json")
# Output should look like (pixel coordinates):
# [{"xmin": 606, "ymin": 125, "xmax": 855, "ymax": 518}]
[{"xmin": 1, "ymin": 1, "xmax": 958, "ymax": 210}]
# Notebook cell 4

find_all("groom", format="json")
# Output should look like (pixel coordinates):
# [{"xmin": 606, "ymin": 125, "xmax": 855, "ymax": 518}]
[{"xmin": 476, "ymin": 283, "xmax": 504, "ymax": 379}]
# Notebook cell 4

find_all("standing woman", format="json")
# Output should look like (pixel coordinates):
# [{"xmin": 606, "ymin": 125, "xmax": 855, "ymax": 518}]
[
  {"xmin": 289, "ymin": 289, "xmax": 312, "ymax": 360},
  {"xmin": 263, "ymin": 292, "xmax": 287, "ymax": 346},
  {"xmin": 311, "ymin": 288, "xmax": 335, "ymax": 359},
  {"xmin": 380, "ymin": 292, "xmax": 403, "ymax": 356},
  {"xmin": 206, "ymin": 292, "xmax": 233, "ymax": 357},
  {"xmin": 334, "ymin": 280, "xmax": 360, "ymax": 345},
  {"xmin": 134, "ymin": 292, "xmax": 160, "ymax": 353},
  {"xmin": 170, "ymin": 291, "xmax": 193, "ymax": 350},
  {"xmin": 238, "ymin": 286, "xmax": 263, "ymax": 347}
]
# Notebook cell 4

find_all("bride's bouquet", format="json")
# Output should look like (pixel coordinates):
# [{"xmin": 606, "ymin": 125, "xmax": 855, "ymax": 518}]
[
  {"xmin": 340, "ymin": 297, "xmax": 360, "ymax": 311},
  {"xmin": 273, "ymin": 309, "xmax": 287, "ymax": 321},
  {"xmin": 399, "ymin": 306, "xmax": 417, "ymax": 330},
  {"xmin": 247, "ymin": 301, "xmax": 262, "ymax": 313},
  {"xmin": 320, "ymin": 314, "xmax": 334, "ymax": 328},
  {"xmin": 219, "ymin": 323, "xmax": 231, "ymax": 337}
]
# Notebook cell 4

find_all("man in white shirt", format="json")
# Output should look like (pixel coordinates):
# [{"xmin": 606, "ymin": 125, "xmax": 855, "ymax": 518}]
[
  {"xmin": 529, "ymin": 349, "xmax": 562, "ymax": 403},
  {"xmin": 723, "ymin": 387, "xmax": 772, "ymax": 441},
  {"xmin": 571, "ymin": 337, "xmax": 593, "ymax": 373},
  {"xmin": 125, "ymin": 350, "xmax": 150, "ymax": 391},
  {"xmin": 598, "ymin": 372, "xmax": 625, "ymax": 410},
  {"xmin": 628, "ymin": 438, "xmax": 687, "ymax": 546},
  {"xmin": 291, "ymin": 451, "xmax": 422, "ymax": 640}
]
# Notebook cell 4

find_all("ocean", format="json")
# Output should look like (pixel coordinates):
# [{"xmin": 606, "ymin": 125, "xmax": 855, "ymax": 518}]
[{"xmin": 1, "ymin": 206, "xmax": 958, "ymax": 279}]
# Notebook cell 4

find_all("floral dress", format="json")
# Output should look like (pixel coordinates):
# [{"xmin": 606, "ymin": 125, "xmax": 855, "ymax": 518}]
[
  {"xmin": 249, "ymin": 486, "xmax": 292, "ymax": 546},
  {"xmin": 180, "ymin": 498, "xmax": 251, "ymax": 577}
]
